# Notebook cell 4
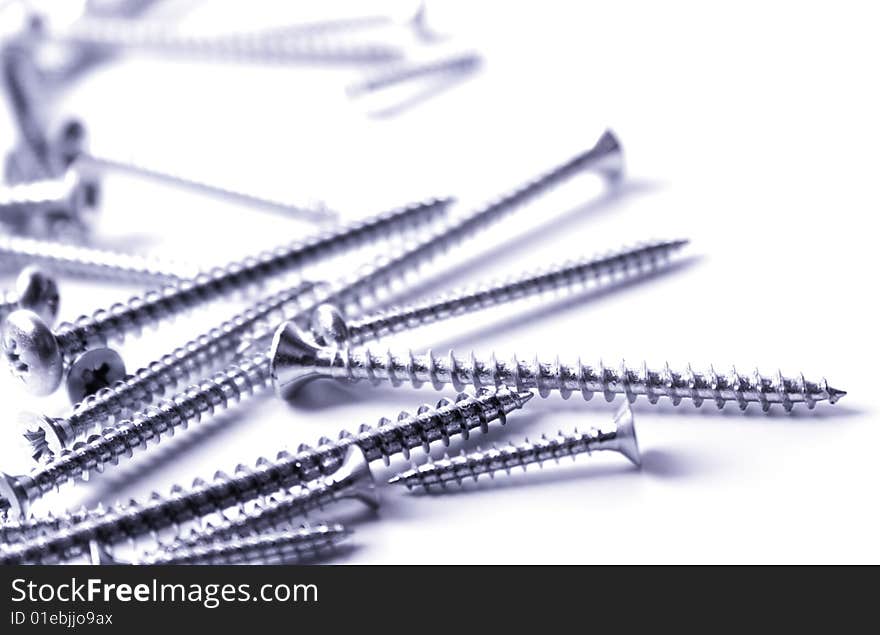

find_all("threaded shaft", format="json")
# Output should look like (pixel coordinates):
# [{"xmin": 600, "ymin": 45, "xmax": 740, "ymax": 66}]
[
  {"xmin": 0, "ymin": 174, "xmax": 80, "ymax": 229},
  {"xmin": 0, "ymin": 234, "xmax": 193, "ymax": 284},
  {"xmin": 24, "ymin": 282, "xmax": 319, "ymax": 461},
  {"xmin": 392, "ymin": 428, "xmax": 614, "ymax": 489},
  {"xmin": 314, "ymin": 349, "xmax": 846, "ymax": 412},
  {"xmin": 136, "ymin": 525, "xmax": 350, "ymax": 565},
  {"xmin": 45, "ymin": 17, "xmax": 403, "ymax": 63},
  {"xmin": 0, "ymin": 388, "xmax": 532, "ymax": 563},
  {"xmin": 344, "ymin": 240, "xmax": 687, "ymax": 345},
  {"xmin": 1, "ymin": 46, "xmax": 51, "ymax": 177},
  {"xmin": 81, "ymin": 153, "xmax": 337, "ymax": 224},
  {"xmin": 46, "ymin": 197, "xmax": 446, "ymax": 362},
  {"xmin": 292, "ymin": 131, "xmax": 622, "ymax": 325}
]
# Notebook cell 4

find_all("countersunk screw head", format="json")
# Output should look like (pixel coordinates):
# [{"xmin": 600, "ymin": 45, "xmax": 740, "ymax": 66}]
[
  {"xmin": 66, "ymin": 347, "xmax": 126, "ymax": 405},
  {"xmin": 602, "ymin": 402, "xmax": 641, "ymax": 467},
  {"xmin": 310, "ymin": 303, "xmax": 350, "ymax": 346},
  {"xmin": 15, "ymin": 265, "xmax": 59, "ymax": 325},
  {"xmin": 17, "ymin": 412, "xmax": 67, "ymax": 462},
  {"xmin": 270, "ymin": 321, "xmax": 326, "ymax": 400},
  {"xmin": 2, "ymin": 309, "xmax": 62, "ymax": 396}
]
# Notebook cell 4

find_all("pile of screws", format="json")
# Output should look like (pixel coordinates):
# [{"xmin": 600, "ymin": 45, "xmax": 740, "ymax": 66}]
[{"xmin": 0, "ymin": 3, "xmax": 845, "ymax": 566}]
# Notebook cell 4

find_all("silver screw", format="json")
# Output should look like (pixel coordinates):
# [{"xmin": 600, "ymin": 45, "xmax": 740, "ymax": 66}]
[
  {"xmin": 308, "ymin": 240, "xmax": 688, "ymax": 348},
  {"xmin": 390, "ymin": 402, "xmax": 640, "ymax": 490},
  {"xmin": 24, "ymin": 14, "xmax": 404, "ymax": 64},
  {"xmin": 0, "ymin": 169, "xmax": 99, "ymax": 239},
  {"xmin": 21, "ymin": 281, "xmax": 318, "ymax": 461},
  {"xmin": 1, "ymin": 197, "xmax": 449, "ymax": 396},
  {"xmin": 271, "ymin": 338, "xmax": 846, "ymax": 413},
  {"xmin": 6, "ymin": 119, "xmax": 338, "ymax": 224},
  {"xmin": 90, "ymin": 524, "xmax": 351, "ymax": 565},
  {"xmin": 0, "ymin": 266, "xmax": 59, "ymax": 326},
  {"xmin": 0, "ymin": 388, "xmax": 533, "ymax": 562},
  {"xmin": 346, "ymin": 51, "xmax": 482, "ymax": 97},
  {"xmin": 0, "ymin": 233, "xmax": 195, "ymax": 285},
  {"xmin": 1, "ymin": 444, "xmax": 376, "ymax": 546}
]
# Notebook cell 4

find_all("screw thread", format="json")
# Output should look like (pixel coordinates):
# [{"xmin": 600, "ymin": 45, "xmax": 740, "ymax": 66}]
[
  {"xmin": 318, "ymin": 349, "xmax": 845, "ymax": 412},
  {"xmin": 49, "ymin": 198, "xmax": 447, "ymax": 361},
  {"xmin": 0, "ymin": 388, "xmax": 532, "ymax": 563},
  {"xmin": 25, "ymin": 282, "xmax": 319, "ymax": 460},
  {"xmin": 135, "ymin": 524, "xmax": 350, "ymax": 565},
  {"xmin": 345, "ymin": 240, "xmax": 687, "ymax": 345},
  {"xmin": 81, "ymin": 153, "xmax": 337, "ymax": 224},
  {"xmin": 305, "ymin": 131, "xmax": 622, "ymax": 320},
  {"xmin": 392, "ymin": 427, "xmax": 613, "ymax": 489},
  {"xmin": 48, "ymin": 17, "xmax": 403, "ymax": 63},
  {"xmin": 0, "ymin": 234, "xmax": 192, "ymax": 284}
]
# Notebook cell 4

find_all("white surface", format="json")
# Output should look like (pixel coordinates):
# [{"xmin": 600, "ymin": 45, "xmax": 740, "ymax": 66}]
[{"xmin": 0, "ymin": 0, "xmax": 876, "ymax": 563}]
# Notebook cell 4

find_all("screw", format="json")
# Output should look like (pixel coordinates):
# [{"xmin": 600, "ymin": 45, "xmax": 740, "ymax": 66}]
[
  {"xmin": 0, "ymin": 168, "xmax": 99, "ymax": 239},
  {"xmin": 0, "ymin": 388, "xmax": 532, "ymax": 562},
  {"xmin": 1, "ymin": 197, "xmax": 449, "ymax": 396},
  {"xmin": 90, "ymin": 524, "xmax": 351, "ymax": 565},
  {"xmin": 0, "ymin": 266, "xmax": 59, "ymax": 326},
  {"xmin": 24, "ymin": 14, "xmax": 404, "ymax": 64},
  {"xmin": 0, "ymin": 444, "xmax": 375, "ymax": 546},
  {"xmin": 390, "ymin": 402, "xmax": 640, "ymax": 490},
  {"xmin": 21, "ymin": 281, "xmax": 318, "ymax": 461},
  {"xmin": 7, "ymin": 119, "xmax": 338, "ymax": 224},
  {"xmin": 346, "ymin": 51, "xmax": 482, "ymax": 97},
  {"xmin": 0, "ymin": 233, "xmax": 196, "ymax": 285},
  {"xmin": 308, "ymin": 240, "xmax": 688, "ymax": 348},
  {"xmin": 271, "ymin": 336, "xmax": 846, "ymax": 412}
]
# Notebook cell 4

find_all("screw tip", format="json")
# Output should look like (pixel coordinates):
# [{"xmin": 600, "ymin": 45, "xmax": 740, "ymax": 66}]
[{"xmin": 828, "ymin": 385, "xmax": 847, "ymax": 404}]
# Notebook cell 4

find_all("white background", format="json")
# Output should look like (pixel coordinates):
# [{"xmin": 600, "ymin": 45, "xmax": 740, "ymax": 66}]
[{"xmin": 0, "ymin": 0, "xmax": 877, "ymax": 563}]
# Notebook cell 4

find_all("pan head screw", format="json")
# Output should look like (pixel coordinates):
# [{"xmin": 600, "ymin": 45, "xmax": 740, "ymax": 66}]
[
  {"xmin": 2, "ymin": 309, "xmax": 62, "ymax": 396},
  {"xmin": 65, "ymin": 347, "xmax": 126, "ymax": 404},
  {"xmin": 14, "ymin": 266, "xmax": 60, "ymax": 324}
]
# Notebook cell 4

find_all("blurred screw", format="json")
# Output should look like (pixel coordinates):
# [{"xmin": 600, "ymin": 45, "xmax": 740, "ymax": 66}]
[
  {"xmin": 0, "ymin": 169, "xmax": 99, "ymax": 240},
  {"xmin": 391, "ymin": 402, "xmax": 640, "ymax": 490},
  {"xmin": 0, "ymin": 266, "xmax": 59, "ymax": 326},
  {"xmin": 346, "ymin": 51, "xmax": 481, "ymax": 97}
]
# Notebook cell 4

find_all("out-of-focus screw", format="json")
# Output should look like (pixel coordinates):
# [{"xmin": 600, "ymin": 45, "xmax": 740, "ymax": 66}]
[
  {"xmin": 0, "ymin": 234, "xmax": 195, "ymax": 285},
  {"xmin": 391, "ymin": 402, "xmax": 640, "ymax": 490},
  {"xmin": 271, "ymin": 339, "xmax": 846, "ymax": 413},
  {"xmin": 21, "ymin": 281, "xmax": 318, "ymax": 461},
  {"xmin": 1, "ymin": 197, "xmax": 449, "ymax": 396},
  {"xmin": 0, "ymin": 266, "xmax": 59, "ymax": 326},
  {"xmin": 309, "ymin": 240, "xmax": 688, "ymax": 347},
  {"xmin": 0, "ymin": 169, "xmax": 99, "ymax": 239},
  {"xmin": 346, "ymin": 51, "xmax": 481, "ymax": 97},
  {"xmin": 90, "ymin": 524, "xmax": 351, "ymax": 565},
  {"xmin": 0, "ymin": 388, "xmax": 532, "ymax": 562}
]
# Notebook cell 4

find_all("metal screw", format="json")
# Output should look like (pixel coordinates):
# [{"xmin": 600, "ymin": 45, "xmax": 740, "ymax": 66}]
[
  {"xmin": 0, "ymin": 388, "xmax": 533, "ymax": 562},
  {"xmin": 1, "ymin": 197, "xmax": 449, "ymax": 396},
  {"xmin": 23, "ymin": 14, "xmax": 404, "ymax": 64},
  {"xmin": 0, "ymin": 233, "xmax": 195, "ymax": 285},
  {"xmin": 0, "ymin": 444, "xmax": 375, "ymax": 546},
  {"xmin": 90, "ymin": 524, "xmax": 351, "ymax": 565},
  {"xmin": 0, "ymin": 169, "xmax": 99, "ymax": 239},
  {"xmin": 308, "ymin": 240, "xmax": 688, "ymax": 348},
  {"xmin": 5, "ymin": 119, "xmax": 338, "ymax": 224},
  {"xmin": 390, "ymin": 402, "xmax": 640, "ymax": 490},
  {"xmin": 271, "ymin": 336, "xmax": 846, "ymax": 412},
  {"xmin": 21, "ymin": 281, "xmax": 318, "ymax": 461},
  {"xmin": 346, "ymin": 51, "xmax": 482, "ymax": 97},
  {"xmin": 0, "ymin": 266, "xmax": 59, "ymax": 326}
]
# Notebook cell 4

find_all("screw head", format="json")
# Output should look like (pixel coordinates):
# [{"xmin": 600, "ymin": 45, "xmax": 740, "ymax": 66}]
[
  {"xmin": 17, "ymin": 412, "xmax": 67, "ymax": 463},
  {"xmin": 66, "ymin": 347, "xmax": 126, "ymax": 406},
  {"xmin": 310, "ymin": 304, "xmax": 350, "ymax": 346},
  {"xmin": 333, "ymin": 446, "xmax": 380, "ymax": 510},
  {"xmin": 0, "ymin": 472, "xmax": 30, "ymax": 519},
  {"xmin": 609, "ymin": 402, "xmax": 641, "ymax": 467},
  {"xmin": 2, "ymin": 309, "xmax": 63, "ymax": 396},
  {"xmin": 269, "ymin": 321, "xmax": 328, "ymax": 400},
  {"xmin": 15, "ymin": 266, "xmax": 60, "ymax": 325}
]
